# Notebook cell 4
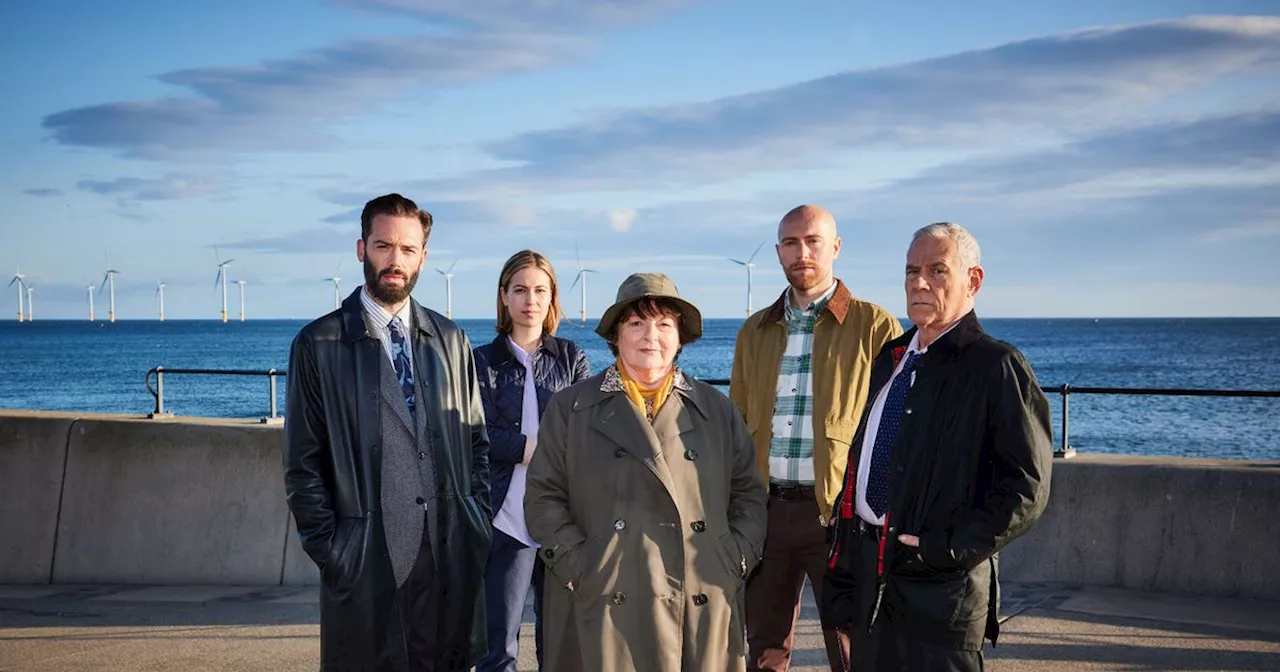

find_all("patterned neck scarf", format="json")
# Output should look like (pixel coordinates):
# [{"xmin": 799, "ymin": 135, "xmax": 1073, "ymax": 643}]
[{"xmin": 615, "ymin": 356, "xmax": 676, "ymax": 421}]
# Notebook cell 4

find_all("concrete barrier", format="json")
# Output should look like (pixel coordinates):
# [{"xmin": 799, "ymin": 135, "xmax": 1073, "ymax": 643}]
[
  {"xmin": 0, "ymin": 412, "xmax": 74, "ymax": 582},
  {"xmin": 2, "ymin": 412, "xmax": 1277, "ymax": 599},
  {"xmin": 1000, "ymin": 454, "xmax": 1280, "ymax": 600},
  {"xmin": 52, "ymin": 417, "xmax": 290, "ymax": 585},
  {"xmin": 282, "ymin": 512, "xmax": 321, "ymax": 585}
]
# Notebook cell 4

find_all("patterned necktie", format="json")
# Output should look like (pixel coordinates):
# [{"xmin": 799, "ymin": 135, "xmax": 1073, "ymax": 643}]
[
  {"xmin": 867, "ymin": 351, "xmax": 921, "ymax": 517},
  {"xmin": 388, "ymin": 317, "xmax": 415, "ymax": 417}
]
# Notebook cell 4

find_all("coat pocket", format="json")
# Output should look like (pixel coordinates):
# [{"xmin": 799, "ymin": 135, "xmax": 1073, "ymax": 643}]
[
  {"xmin": 886, "ymin": 569, "xmax": 970, "ymax": 629},
  {"xmin": 322, "ymin": 516, "xmax": 367, "ymax": 590}
]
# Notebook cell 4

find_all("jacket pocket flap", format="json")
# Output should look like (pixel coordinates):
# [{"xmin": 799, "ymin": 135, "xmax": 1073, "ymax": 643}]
[{"xmin": 824, "ymin": 420, "xmax": 858, "ymax": 444}]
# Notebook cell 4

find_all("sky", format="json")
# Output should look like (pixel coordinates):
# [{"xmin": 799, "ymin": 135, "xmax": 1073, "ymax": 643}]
[{"xmin": 2, "ymin": 0, "xmax": 1279, "ymax": 321}]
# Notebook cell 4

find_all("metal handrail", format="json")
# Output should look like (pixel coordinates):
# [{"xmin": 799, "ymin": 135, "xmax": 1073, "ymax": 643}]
[
  {"xmin": 145, "ymin": 366, "xmax": 284, "ymax": 423},
  {"xmin": 143, "ymin": 368, "xmax": 1278, "ymax": 454},
  {"xmin": 701, "ymin": 379, "xmax": 1280, "ymax": 458}
]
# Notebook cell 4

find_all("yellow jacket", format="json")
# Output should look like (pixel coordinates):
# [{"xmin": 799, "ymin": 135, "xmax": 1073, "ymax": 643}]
[{"xmin": 729, "ymin": 279, "xmax": 903, "ymax": 524}]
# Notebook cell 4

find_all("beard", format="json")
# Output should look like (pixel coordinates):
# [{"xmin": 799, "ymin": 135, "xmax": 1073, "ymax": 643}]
[
  {"xmin": 364, "ymin": 258, "xmax": 420, "ymax": 304},
  {"xmin": 784, "ymin": 263, "xmax": 827, "ymax": 292}
]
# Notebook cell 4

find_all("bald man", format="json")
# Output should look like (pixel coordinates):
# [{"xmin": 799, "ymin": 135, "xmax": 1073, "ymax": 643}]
[{"xmin": 729, "ymin": 205, "xmax": 903, "ymax": 671}]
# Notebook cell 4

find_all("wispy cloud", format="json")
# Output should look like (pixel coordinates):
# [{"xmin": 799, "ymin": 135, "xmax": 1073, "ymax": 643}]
[
  {"xmin": 76, "ymin": 174, "xmax": 228, "ymax": 201},
  {"xmin": 42, "ymin": 32, "xmax": 585, "ymax": 157},
  {"xmin": 428, "ymin": 16, "xmax": 1280, "ymax": 195},
  {"xmin": 889, "ymin": 109, "xmax": 1280, "ymax": 196},
  {"xmin": 331, "ymin": 0, "xmax": 708, "ymax": 30},
  {"xmin": 22, "ymin": 188, "xmax": 63, "ymax": 197},
  {"xmin": 219, "ymin": 228, "xmax": 357, "ymax": 254}
]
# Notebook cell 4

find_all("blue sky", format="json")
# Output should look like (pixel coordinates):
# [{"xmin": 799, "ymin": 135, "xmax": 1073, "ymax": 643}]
[{"xmin": 3, "ymin": 0, "xmax": 1278, "ymax": 320}]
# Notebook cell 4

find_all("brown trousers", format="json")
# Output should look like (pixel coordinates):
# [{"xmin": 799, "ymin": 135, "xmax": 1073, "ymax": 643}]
[{"xmin": 746, "ymin": 495, "xmax": 850, "ymax": 671}]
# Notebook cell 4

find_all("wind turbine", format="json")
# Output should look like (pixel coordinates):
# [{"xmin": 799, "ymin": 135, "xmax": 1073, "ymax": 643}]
[
  {"xmin": 436, "ymin": 260, "xmax": 458, "ymax": 319},
  {"xmin": 567, "ymin": 246, "xmax": 599, "ymax": 325},
  {"xmin": 100, "ymin": 269, "xmax": 120, "ymax": 323},
  {"xmin": 155, "ymin": 279, "xmax": 166, "ymax": 322},
  {"xmin": 25, "ymin": 285, "xmax": 33, "ymax": 322},
  {"xmin": 322, "ymin": 260, "xmax": 342, "ymax": 310},
  {"xmin": 235, "ymin": 279, "xmax": 247, "ymax": 322},
  {"xmin": 87, "ymin": 284, "xmax": 96, "ymax": 322},
  {"xmin": 214, "ymin": 247, "xmax": 234, "ymax": 323},
  {"xmin": 728, "ymin": 242, "xmax": 766, "ymax": 316},
  {"xmin": 8, "ymin": 269, "xmax": 24, "ymax": 323}
]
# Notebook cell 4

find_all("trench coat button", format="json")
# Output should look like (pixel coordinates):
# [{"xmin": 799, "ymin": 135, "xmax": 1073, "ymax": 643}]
[
  {"xmin": 415, "ymin": 496, "xmax": 424, "ymax": 505},
  {"xmin": 612, "ymin": 591, "xmax": 626, "ymax": 605},
  {"xmin": 684, "ymin": 449, "xmax": 699, "ymax": 461},
  {"xmin": 615, "ymin": 448, "xmax": 627, "ymax": 458},
  {"xmin": 418, "ymin": 451, "xmax": 426, "ymax": 459},
  {"xmin": 691, "ymin": 521, "xmax": 706, "ymax": 533},
  {"xmin": 693, "ymin": 594, "xmax": 708, "ymax": 606},
  {"xmin": 614, "ymin": 518, "xmax": 627, "ymax": 531},
  {"xmin": 544, "ymin": 548, "xmax": 556, "ymax": 560}
]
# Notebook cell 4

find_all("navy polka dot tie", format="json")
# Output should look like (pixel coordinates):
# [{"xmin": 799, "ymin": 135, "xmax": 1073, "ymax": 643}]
[
  {"xmin": 388, "ymin": 317, "xmax": 416, "ymax": 418},
  {"xmin": 867, "ymin": 351, "xmax": 920, "ymax": 518}
]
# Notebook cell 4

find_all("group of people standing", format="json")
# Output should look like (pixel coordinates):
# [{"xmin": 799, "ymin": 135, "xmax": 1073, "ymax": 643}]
[{"xmin": 284, "ymin": 193, "xmax": 1055, "ymax": 672}]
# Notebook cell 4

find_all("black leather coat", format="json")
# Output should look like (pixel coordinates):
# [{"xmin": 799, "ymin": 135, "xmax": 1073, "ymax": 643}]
[
  {"xmin": 284, "ymin": 289, "xmax": 492, "ymax": 671},
  {"xmin": 472, "ymin": 333, "xmax": 592, "ymax": 517}
]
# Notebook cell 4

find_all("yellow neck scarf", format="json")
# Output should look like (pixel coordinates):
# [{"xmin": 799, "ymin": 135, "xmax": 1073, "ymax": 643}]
[{"xmin": 616, "ymin": 357, "xmax": 676, "ymax": 421}]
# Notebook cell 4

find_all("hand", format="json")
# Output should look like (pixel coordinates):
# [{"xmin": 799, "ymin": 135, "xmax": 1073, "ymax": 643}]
[
  {"xmin": 897, "ymin": 533, "xmax": 920, "ymax": 547},
  {"xmin": 522, "ymin": 434, "xmax": 536, "ymax": 464}
]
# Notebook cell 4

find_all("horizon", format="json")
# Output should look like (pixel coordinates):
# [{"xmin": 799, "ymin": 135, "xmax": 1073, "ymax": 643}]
[{"xmin": 3, "ymin": 1, "xmax": 1279, "ymax": 319}]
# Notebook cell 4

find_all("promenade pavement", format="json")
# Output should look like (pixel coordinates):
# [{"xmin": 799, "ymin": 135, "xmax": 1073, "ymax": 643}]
[{"xmin": 2, "ymin": 581, "xmax": 1278, "ymax": 671}]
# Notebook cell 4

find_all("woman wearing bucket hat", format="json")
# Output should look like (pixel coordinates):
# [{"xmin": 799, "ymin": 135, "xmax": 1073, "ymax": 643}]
[{"xmin": 525, "ymin": 272, "xmax": 768, "ymax": 671}]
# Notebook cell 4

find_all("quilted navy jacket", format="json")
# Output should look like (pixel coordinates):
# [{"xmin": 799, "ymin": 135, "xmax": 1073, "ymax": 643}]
[{"xmin": 473, "ymin": 333, "xmax": 593, "ymax": 517}]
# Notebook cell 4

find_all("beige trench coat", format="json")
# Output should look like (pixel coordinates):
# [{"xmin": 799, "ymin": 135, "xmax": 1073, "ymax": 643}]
[{"xmin": 525, "ymin": 368, "xmax": 768, "ymax": 671}]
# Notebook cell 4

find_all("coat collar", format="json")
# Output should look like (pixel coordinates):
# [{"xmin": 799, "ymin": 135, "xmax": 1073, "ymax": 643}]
[
  {"xmin": 340, "ymin": 288, "xmax": 439, "ymax": 344},
  {"xmin": 486, "ymin": 332, "xmax": 562, "ymax": 366},
  {"xmin": 888, "ymin": 309, "xmax": 985, "ymax": 364},
  {"xmin": 593, "ymin": 364, "xmax": 706, "ymax": 419},
  {"xmin": 574, "ymin": 369, "xmax": 709, "ymax": 505},
  {"xmin": 759, "ymin": 278, "xmax": 852, "ymax": 327}
]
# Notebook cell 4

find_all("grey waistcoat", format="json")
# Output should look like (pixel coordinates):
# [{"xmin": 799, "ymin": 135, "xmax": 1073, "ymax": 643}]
[{"xmin": 379, "ymin": 346, "xmax": 440, "ymax": 587}]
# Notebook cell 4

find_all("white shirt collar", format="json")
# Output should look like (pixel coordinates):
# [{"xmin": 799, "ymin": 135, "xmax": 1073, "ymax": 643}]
[
  {"xmin": 360, "ymin": 286, "xmax": 413, "ymax": 331},
  {"xmin": 507, "ymin": 335, "xmax": 536, "ymax": 367},
  {"xmin": 908, "ymin": 318, "xmax": 963, "ymax": 355}
]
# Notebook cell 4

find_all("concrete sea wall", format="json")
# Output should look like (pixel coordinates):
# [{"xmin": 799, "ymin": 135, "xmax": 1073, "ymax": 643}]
[{"xmin": 2, "ymin": 410, "xmax": 1276, "ymax": 600}]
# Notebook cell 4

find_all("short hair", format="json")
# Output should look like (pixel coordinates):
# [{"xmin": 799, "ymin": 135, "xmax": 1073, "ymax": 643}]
[
  {"xmin": 360, "ymin": 193, "xmax": 433, "ymax": 243},
  {"xmin": 602, "ymin": 298, "xmax": 689, "ymax": 357},
  {"xmin": 495, "ymin": 250, "xmax": 563, "ymax": 336},
  {"xmin": 912, "ymin": 222, "xmax": 981, "ymax": 269}
]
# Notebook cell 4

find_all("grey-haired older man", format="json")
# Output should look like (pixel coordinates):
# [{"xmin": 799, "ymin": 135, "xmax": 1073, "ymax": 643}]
[{"xmin": 821, "ymin": 222, "xmax": 1054, "ymax": 671}]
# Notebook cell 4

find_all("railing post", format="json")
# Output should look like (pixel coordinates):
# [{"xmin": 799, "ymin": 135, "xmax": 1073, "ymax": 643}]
[
  {"xmin": 1056, "ymin": 383, "xmax": 1075, "ymax": 458},
  {"xmin": 269, "ymin": 369, "xmax": 278, "ymax": 419},
  {"xmin": 156, "ymin": 367, "xmax": 165, "ymax": 416}
]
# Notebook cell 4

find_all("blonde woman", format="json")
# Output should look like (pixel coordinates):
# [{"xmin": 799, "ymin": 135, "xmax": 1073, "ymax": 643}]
[{"xmin": 473, "ymin": 250, "xmax": 592, "ymax": 671}]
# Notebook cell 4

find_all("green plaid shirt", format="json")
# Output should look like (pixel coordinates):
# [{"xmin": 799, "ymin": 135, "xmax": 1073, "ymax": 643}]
[{"xmin": 768, "ymin": 282, "xmax": 837, "ymax": 485}]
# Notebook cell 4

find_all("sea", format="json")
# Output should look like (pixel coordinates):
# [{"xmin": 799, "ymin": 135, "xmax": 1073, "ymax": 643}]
[{"xmin": 0, "ymin": 317, "xmax": 1277, "ymax": 461}]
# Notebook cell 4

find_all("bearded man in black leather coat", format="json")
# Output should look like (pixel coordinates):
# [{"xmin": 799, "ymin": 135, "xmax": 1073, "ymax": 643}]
[{"xmin": 285, "ymin": 193, "xmax": 492, "ymax": 671}]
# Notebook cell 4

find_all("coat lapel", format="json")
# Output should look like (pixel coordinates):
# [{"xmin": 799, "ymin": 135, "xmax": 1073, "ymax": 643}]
[
  {"xmin": 651, "ymin": 389, "xmax": 700, "ymax": 444},
  {"xmin": 591, "ymin": 393, "xmax": 680, "ymax": 502}
]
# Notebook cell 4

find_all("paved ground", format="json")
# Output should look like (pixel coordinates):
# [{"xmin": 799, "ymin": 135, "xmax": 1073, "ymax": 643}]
[{"xmin": 1, "ymin": 582, "xmax": 1278, "ymax": 671}]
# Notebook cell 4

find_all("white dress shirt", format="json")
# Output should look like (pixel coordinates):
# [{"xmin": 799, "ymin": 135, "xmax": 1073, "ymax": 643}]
[
  {"xmin": 491, "ymin": 337, "xmax": 540, "ymax": 548},
  {"xmin": 360, "ymin": 287, "xmax": 414, "ymax": 369},
  {"xmin": 854, "ymin": 321, "xmax": 961, "ymax": 526}
]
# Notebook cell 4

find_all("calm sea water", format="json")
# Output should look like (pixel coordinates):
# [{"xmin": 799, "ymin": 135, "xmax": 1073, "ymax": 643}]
[{"xmin": 0, "ymin": 317, "xmax": 1277, "ymax": 460}]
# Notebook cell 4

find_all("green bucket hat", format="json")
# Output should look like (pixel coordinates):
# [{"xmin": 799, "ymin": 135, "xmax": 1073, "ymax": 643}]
[{"xmin": 595, "ymin": 272, "xmax": 704, "ymax": 343}]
